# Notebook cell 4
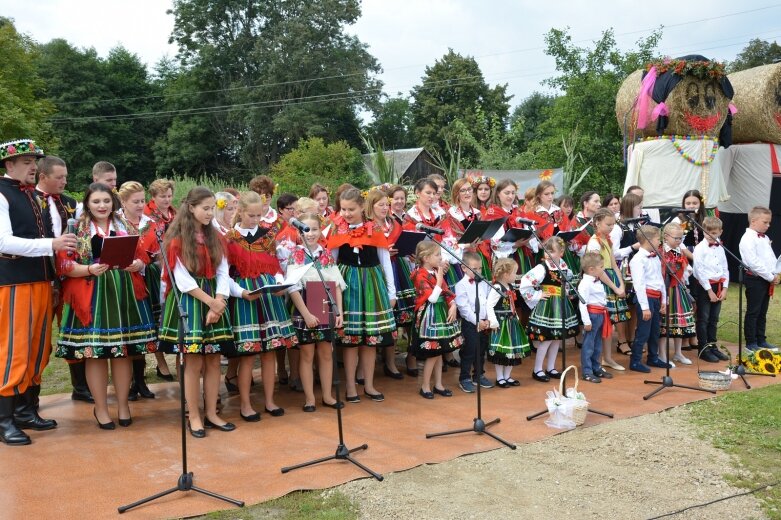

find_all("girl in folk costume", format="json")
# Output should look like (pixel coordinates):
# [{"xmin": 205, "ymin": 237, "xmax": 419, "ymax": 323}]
[
  {"xmin": 428, "ymin": 173, "xmax": 450, "ymax": 212},
  {"xmin": 158, "ymin": 187, "xmax": 252, "ymax": 437},
  {"xmin": 673, "ymin": 190, "xmax": 706, "ymax": 255},
  {"xmin": 213, "ymin": 191, "xmax": 237, "ymax": 235},
  {"xmin": 117, "ymin": 181, "xmax": 157, "ymax": 401},
  {"xmin": 56, "ymin": 183, "xmax": 157, "ymax": 429},
  {"xmin": 659, "ymin": 222, "xmax": 695, "ymax": 366},
  {"xmin": 310, "ymin": 183, "xmax": 333, "ymax": 220},
  {"xmin": 555, "ymin": 194, "xmax": 582, "ymax": 281},
  {"xmin": 612, "ymin": 193, "xmax": 644, "ymax": 356},
  {"xmin": 388, "ymin": 184, "xmax": 408, "ymax": 225},
  {"xmin": 410, "ymin": 241, "xmax": 463, "ymax": 399},
  {"xmin": 531, "ymin": 180, "xmax": 568, "ymax": 244},
  {"xmin": 586, "ymin": 208, "xmax": 628, "ymax": 371},
  {"xmin": 287, "ymin": 213, "xmax": 344, "ymax": 411},
  {"xmin": 449, "ymin": 177, "xmax": 490, "ymax": 278},
  {"xmin": 367, "ymin": 188, "xmax": 410, "ymax": 379},
  {"xmin": 225, "ymin": 190, "xmax": 298, "ymax": 419},
  {"xmin": 519, "ymin": 236, "xmax": 580, "ymax": 382},
  {"xmin": 143, "ymin": 178, "xmax": 177, "ymax": 381},
  {"xmin": 327, "ymin": 188, "xmax": 397, "ymax": 403},
  {"xmin": 484, "ymin": 179, "xmax": 537, "ymax": 277},
  {"xmin": 274, "ymin": 193, "xmax": 301, "ymax": 273},
  {"xmin": 486, "ymin": 258, "xmax": 531, "ymax": 387},
  {"xmin": 470, "ymin": 174, "xmax": 495, "ymax": 213}
]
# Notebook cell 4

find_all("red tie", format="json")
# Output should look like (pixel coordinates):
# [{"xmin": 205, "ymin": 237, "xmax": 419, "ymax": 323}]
[
  {"xmin": 709, "ymin": 243, "xmax": 720, "ymax": 248},
  {"xmin": 757, "ymin": 233, "xmax": 766, "ymax": 238},
  {"xmin": 648, "ymin": 252, "xmax": 657, "ymax": 258}
]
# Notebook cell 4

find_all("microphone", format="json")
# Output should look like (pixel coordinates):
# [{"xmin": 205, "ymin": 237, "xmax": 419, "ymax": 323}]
[
  {"xmin": 515, "ymin": 217, "xmax": 536, "ymax": 226},
  {"xmin": 66, "ymin": 218, "xmax": 77, "ymax": 257},
  {"xmin": 289, "ymin": 218, "xmax": 311, "ymax": 233},
  {"xmin": 415, "ymin": 223, "xmax": 445, "ymax": 235},
  {"xmin": 672, "ymin": 208, "xmax": 696, "ymax": 214},
  {"xmin": 621, "ymin": 216, "xmax": 648, "ymax": 224}
]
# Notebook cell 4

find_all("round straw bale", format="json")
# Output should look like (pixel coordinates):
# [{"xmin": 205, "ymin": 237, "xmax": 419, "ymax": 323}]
[{"xmin": 729, "ymin": 63, "xmax": 781, "ymax": 144}]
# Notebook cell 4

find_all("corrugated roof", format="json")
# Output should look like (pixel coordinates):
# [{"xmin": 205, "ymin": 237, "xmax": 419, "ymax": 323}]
[{"xmin": 362, "ymin": 147, "xmax": 428, "ymax": 177}]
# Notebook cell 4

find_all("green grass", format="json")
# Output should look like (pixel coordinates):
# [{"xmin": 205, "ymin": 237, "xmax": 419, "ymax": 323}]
[
  {"xmin": 198, "ymin": 490, "xmax": 358, "ymax": 520},
  {"xmin": 688, "ymin": 385, "xmax": 781, "ymax": 519}
]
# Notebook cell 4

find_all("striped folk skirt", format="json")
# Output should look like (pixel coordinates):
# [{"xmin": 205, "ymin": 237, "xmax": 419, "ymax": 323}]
[
  {"xmin": 410, "ymin": 301, "xmax": 463, "ymax": 359},
  {"xmin": 57, "ymin": 271, "xmax": 157, "ymax": 360},
  {"xmin": 391, "ymin": 255, "xmax": 415, "ymax": 327},
  {"xmin": 158, "ymin": 277, "xmax": 235, "ymax": 355},
  {"xmin": 144, "ymin": 262, "xmax": 163, "ymax": 325},
  {"xmin": 230, "ymin": 274, "xmax": 297, "ymax": 355},
  {"xmin": 338, "ymin": 264, "xmax": 397, "ymax": 347},
  {"xmin": 660, "ymin": 283, "xmax": 696, "ymax": 337},
  {"xmin": 604, "ymin": 268, "xmax": 631, "ymax": 323},
  {"xmin": 527, "ymin": 288, "xmax": 580, "ymax": 341},
  {"xmin": 0, "ymin": 282, "xmax": 53, "ymax": 396},
  {"xmin": 488, "ymin": 312, "xmax": 531, "ymax": 366}
]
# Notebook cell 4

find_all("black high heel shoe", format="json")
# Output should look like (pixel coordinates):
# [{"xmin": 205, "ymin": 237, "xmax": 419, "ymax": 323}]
[
  {"xmin": 224, "ymin": 375, "xmax": 239, "ymax": 394},
  {"xmin": 156, "ymin": 366, "xmax": 175, "ymax": 382},
  {"xmin": 118, "ymin": 416, "xmax": 133, "ymax": 427},
  {"xmin": 383, "ymin": 365, "xmax": 404, "ymax": 379},
  {"xmin": 93, "ymin": 409, "xmax": 115, "ymax": 430}
]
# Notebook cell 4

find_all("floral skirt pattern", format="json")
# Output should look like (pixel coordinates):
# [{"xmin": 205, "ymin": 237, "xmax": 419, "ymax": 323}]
[
  {"xmin": 660, "ymin": 283, "xmax": 696, "ymax": 337},
  {"xmin": 527, "ymin": 294, "xmax": 580, "ymax": 341},
  {"xmin": 158, "ymin": 277, "xmax": 235, "ymax": 355},
  {"xmin": 604, "ymin": 268, "xmax": 631, "ymax": 323},
  {"xmin": 338, "ymin": 264, "xmax": 397, "ymax": 347},
  {"xmin": 488, "ymin": 313, "xmax": 530, "ymax": 366},
  {"xmin": 56, "ymin": 270, "xmax": 157, "ymax": 360},
  {"xmin": 391, "ymin": 255, "xmax": 415, "ymax": 326},
  {"xmin": 229, "ymin": 274, "xmax": 298, "ymax": 355},
  {"xmin": 410, "ymin": 301, "xmax": 463, "ymax": 359}
]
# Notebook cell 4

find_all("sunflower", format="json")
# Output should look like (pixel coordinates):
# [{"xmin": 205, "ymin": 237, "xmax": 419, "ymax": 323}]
[
  {"xmin": 762, "ymin": 362, "xmax": 777, "ymax": 374},
  {"xmin": 756, "ymin": 349, "xmax": 774, "ymax": 361}
]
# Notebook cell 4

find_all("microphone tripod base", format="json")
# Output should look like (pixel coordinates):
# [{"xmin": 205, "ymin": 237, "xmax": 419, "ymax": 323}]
[
  {"xmin": 426, "ymin": 417, "xmax": 516, "ymax": 450},
  {"xmin": 281, "ymin": 443, "xmax": 383, "ymax": 481},
  {"xmin": 642, "ymin": 376, "xmax": 714, "ymax": 400}
]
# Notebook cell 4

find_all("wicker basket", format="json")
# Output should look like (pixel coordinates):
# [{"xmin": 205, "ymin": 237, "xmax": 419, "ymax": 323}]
[
  {"xmin": 697, "ymin": 345, "xmax": 733, "ymax": 391},
  {"xmin": 560, "ymin": 365, "xmax": 589, "ymax": 426}
]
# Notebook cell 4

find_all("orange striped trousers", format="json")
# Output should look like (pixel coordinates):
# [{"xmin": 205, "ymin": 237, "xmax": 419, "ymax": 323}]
[{"xmin": 0, "ymin": 282, "xmax": 53, "ymax": 396}]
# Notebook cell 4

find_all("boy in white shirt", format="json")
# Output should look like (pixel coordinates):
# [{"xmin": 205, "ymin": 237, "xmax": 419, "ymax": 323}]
[
  {"xmin": 577, "ymin": 252, "xmax": 614, "ymax": 383},
  {"xmin": 692, "ymin": 217, "xmax": 730, "ymax": 363},
  {"xmin": 454, "ymin": 252, "xmax": 494, "ymax": 392},
  {"xmin": 738, "ymin": 207, "xmax": 780, "ymax": 351}
]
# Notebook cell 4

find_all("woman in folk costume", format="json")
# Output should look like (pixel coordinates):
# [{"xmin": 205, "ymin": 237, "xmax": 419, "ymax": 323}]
[
  {"xmin": 465, "ymin": 175, "xmax": 496, "ymax": 279},
  {"xmin": 483, "ymin": 179, "xmax": 537, "ymax": 277},
  {"xmin": 142, "ymin": 178, "xmax": 177, "ymax": 382},
  {"xmin": 117, "ymin": 181, "xmax": 157, "ymax": 401},
  {"xmin": 447, "ymin": 177, "xmax": 487, "ymax": 276},
  {"xmin": 328, "ymin": 188, "xmax": 397, "ymax": 403},
  {"xmin": 611, "ymin": 193, "xmax": 644, "ymax": 356},
  {"xmin": 310, "ymin": 183, "xmax": 334, "ymax": 221},
  {"xmin": 56, "ymin": 183, "xmax": 157, "ymax": 429},
  {"xmin": 367, "ymin": 187, "xmax": 410, "ymax": 379},
  {"xmin": 388, "ymin": 184, "xmax": 409, "ymax": 225},
  {"xmin": 519, "ymin": 236, "xmax": 580, "ymax": 382},
  {"xmin": 224, "ymin": 190, "xmax": 298, "ymax": 419},
  {"xmin": 0, "ymin": 139, "xmax": 75, "ymax": 445},
  {"xmin": 530, "ymin": 180, "xmax": 569, "ymax": 246}
]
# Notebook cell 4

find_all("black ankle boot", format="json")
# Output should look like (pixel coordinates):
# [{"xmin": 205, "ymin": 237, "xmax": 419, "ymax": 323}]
[
  {"xmin": 132, "ymin": 358, "xmax": 155, "ymax": 399},
  {"xmin": 14, "ymin": 386, "xmax": 57, "ymax": 431},
  {"xmin": 69, "ymin": 362, "xmax": 94, "ymax": 403},
  {"xmin": 0, "ymin": 396, "xmax": 30, "ymax": 445}
]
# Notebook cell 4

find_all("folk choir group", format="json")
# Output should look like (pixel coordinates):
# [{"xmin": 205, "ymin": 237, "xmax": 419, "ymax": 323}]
[{"xmin": 1, "ymin": 138, "xmax": 778, "ymax": 445}]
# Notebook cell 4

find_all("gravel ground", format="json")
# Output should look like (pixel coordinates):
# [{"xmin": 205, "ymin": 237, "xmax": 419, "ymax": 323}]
[{"xmin": 337, "ymin": 407, "xmax": 767, "ymax": 520}]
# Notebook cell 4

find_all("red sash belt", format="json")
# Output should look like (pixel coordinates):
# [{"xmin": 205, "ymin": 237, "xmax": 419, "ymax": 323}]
[
  {"xmin": 709, "ymin": 277, "xmax": 726, "ymax": 299},
  {"xmin": 586, "ymin": 304, "xmax": 612, "ymax": 338},
  {"xmin": 646, "ymin": 288, "xmax": 662, "ymax": 299}
]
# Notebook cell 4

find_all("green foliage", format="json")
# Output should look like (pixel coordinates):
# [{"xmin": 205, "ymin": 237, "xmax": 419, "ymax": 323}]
[
  {"xmin": 428, "ymin": 138, "xmax": 462, "ymax": 189},
  {"xmin": 410, "ymin": 49, "xmax": 511, "ymax": 163},
  {"xmin": 365, "ymin": 95, "xmax": 415, "ymax": 150},
  {"xmin": 509, "ymin": 92, "xmax": 556, "ymax": 152},
  {"xmin": 270, "ymin": 137, "xmax": 368, "ymax": 197},
  {"xmin": 169, "ymin": 174, "xmax": 248, "ymax": 207},
  {"xmin": 202, "ymin": 490, "xmax": 358, "ymax": 519},
  {"xmin": 360, "ymin": 133, "xmax": 400, "ymax": 185},
  {"xmin": 0, "ymin": 18, "xmax": 56, "ymax": 148},
  {"xmin": 561, "ymin": 128, "xmax": 592, "ymax": 195},
  {"xmin": 729, "ymin": 38, "xmax": 781, "ymax": 73}
]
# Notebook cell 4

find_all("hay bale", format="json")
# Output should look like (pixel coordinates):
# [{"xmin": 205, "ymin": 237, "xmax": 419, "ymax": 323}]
[
  {"xmin": 729, "ymin": 63, "xmax": 781, "ymax": 144},
  {"xmin": 616, "ymin": 69, "xmax": 730, "ymax": 138}
]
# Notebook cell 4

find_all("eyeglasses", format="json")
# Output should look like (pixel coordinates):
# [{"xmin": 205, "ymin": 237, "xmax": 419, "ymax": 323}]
[
  {"xmin": 665, "ymin": 235, "xmax": 683, "ymax": 241},
  {"xmin": 459, "ymin": 188, "xmax": 472, "ymax": 194}
]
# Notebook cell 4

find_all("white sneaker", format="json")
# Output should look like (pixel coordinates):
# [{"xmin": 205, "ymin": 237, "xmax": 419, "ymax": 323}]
[
  {"xmin": 602, "ymin": 359, "xmax": 625, "ymax": 371},
  {"xmin": 673, "ymin": 353, "xmax": 692, "ymax": 365}
]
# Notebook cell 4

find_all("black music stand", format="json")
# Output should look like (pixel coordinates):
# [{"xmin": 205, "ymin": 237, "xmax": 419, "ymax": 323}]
[{"xmin": 119, "ymin": 230, "xmax": 244, "ymax": 513}]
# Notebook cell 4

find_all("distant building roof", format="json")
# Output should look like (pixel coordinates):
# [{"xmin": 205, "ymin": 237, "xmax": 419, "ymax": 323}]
[{"xmin": 363, "ymin": 148, "xmax": 439, "ymax": 181}]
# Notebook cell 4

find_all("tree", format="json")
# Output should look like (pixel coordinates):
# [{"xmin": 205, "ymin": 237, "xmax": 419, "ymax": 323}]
[
  {"xmin": 0, "ymin": 18, "xmax": 56, "ymax": 147},
  {"xmin": 509, "ymin": 92, "xmax": 555, "ymax": 152},
  {"xmin": 270, "ymin": 137, "xmax": 368, "ymax": 196},
  {"xmin": 729, "ymin": 38, "xmax": 781, "ymax": 73},
  {"xmin": 410, "ymin": 49, "xmax": 511, "ymax": 163},
  {"xmin": 365, "ymin": 95, "xmax": 415, "ymax": 150},
  {"xmin": 158, "ymin": 0, "xmax": 382, "ymax": 180}
]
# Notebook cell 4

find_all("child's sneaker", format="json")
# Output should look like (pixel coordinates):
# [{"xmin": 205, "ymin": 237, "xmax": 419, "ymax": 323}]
[
  {"xmin": 474, "ymin": 375, "xmax": 495, "ymax": 388},
  {"xmin": 458, "ymin": 379, "xmax": 476, "ymax": 393},
  {"xmin": 672, "ymin": 353, "xmax": 692, "ymax": 365}
]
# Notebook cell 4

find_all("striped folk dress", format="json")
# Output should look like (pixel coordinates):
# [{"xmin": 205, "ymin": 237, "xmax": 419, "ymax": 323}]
[
  {"xmin": 519, "ymin": 261, "xmax": 580, "ymax": 341},
  {"xmin": 409, "ymin": 268, "xmax": 463, "ymax": 359}
]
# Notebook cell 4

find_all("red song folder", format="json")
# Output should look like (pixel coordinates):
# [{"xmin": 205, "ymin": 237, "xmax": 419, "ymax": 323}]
[{"xmin": 306, "ymin": 280, "xmax": 336, "ymax": 323}]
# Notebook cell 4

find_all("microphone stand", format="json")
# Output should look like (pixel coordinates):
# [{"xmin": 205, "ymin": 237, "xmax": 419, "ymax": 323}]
[
  {"xmin": 119, "ymin": 229, "xmax": 244, "ymax": 513},
  {"xmin": 633, "ymin": 225, "xmax": 715, "ymax": 400},
  {"xmin": 281, "ymin": 230, "xmax": 383, "ymax": 480},
  {"xmin": 421, "ymin": 230, "xmax": 516, "ymax": 450},
  {"xmin": 525, "ymin": 225, "xmax": 614, "ymax": 421},
  {"xmin": 681, "ymin": 214, "xmax": 775, "ymax": 389}
]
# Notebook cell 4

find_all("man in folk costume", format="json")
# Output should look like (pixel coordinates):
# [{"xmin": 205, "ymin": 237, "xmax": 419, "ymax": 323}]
[
  {"xmin": 35, "ymin": 155, "xmax": 93, "ymax": 404},
  {"xmin": 0, "ymin": 139, "xmax": 77, "ymax": 445}
]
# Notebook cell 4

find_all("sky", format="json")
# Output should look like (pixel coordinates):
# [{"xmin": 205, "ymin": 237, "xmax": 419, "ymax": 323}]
[{"xmin": 4, "ymin": 0, "xmax": 781, "ymax": 112}]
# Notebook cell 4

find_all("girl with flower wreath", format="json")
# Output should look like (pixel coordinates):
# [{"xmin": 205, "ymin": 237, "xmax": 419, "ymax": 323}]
[
  {"xmin": 56, "ymin": 183, "xmax": 157, "ymax": 430},
  {"xmin": 224, "ymin": 189, "xmax": 298, "ymax": 420},
  {"xmin": 286, "ymin": 212, "xmax": 345, "ymax": 411},
  {"xmin": 327, "ymin": 188, "xmax": 397, "ymax": 403},
  {"xmin": 142, "ymin": 178, "xmax": 177, "ymax": 381},
  {"xmin": 470, "ymin": 174, "xmax": 495, "ymax": 212},
  {"xmin": 484, "ymin": 179, "xmax": 537, "ymax": 281},
  {"xmin": 158, "ymin": 186, "xmax": 254, "ymax": 438},
  {"xmin": 409, "ymin": 241, "xmax": 462, "ymax": 399},
  {"xmin": 212, "ymin": 191, "xmax": 237, "ymax": 235}
]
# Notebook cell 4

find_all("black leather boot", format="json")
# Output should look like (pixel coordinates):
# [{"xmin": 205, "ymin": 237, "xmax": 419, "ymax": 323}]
[
  {"xmin": 69, "ymin": 362, "xmax": 94, "ymax": 403},
  {"xmin": 14, "ymin": 386, "xmax": 57, "ymax": 430},
  {"xmin": 0, "ymin": 396, "xmax": 31, "ymax": 445},
  {"xmin": 131, "ymin": 358, "xmax": 155, "ymax": 399}
]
